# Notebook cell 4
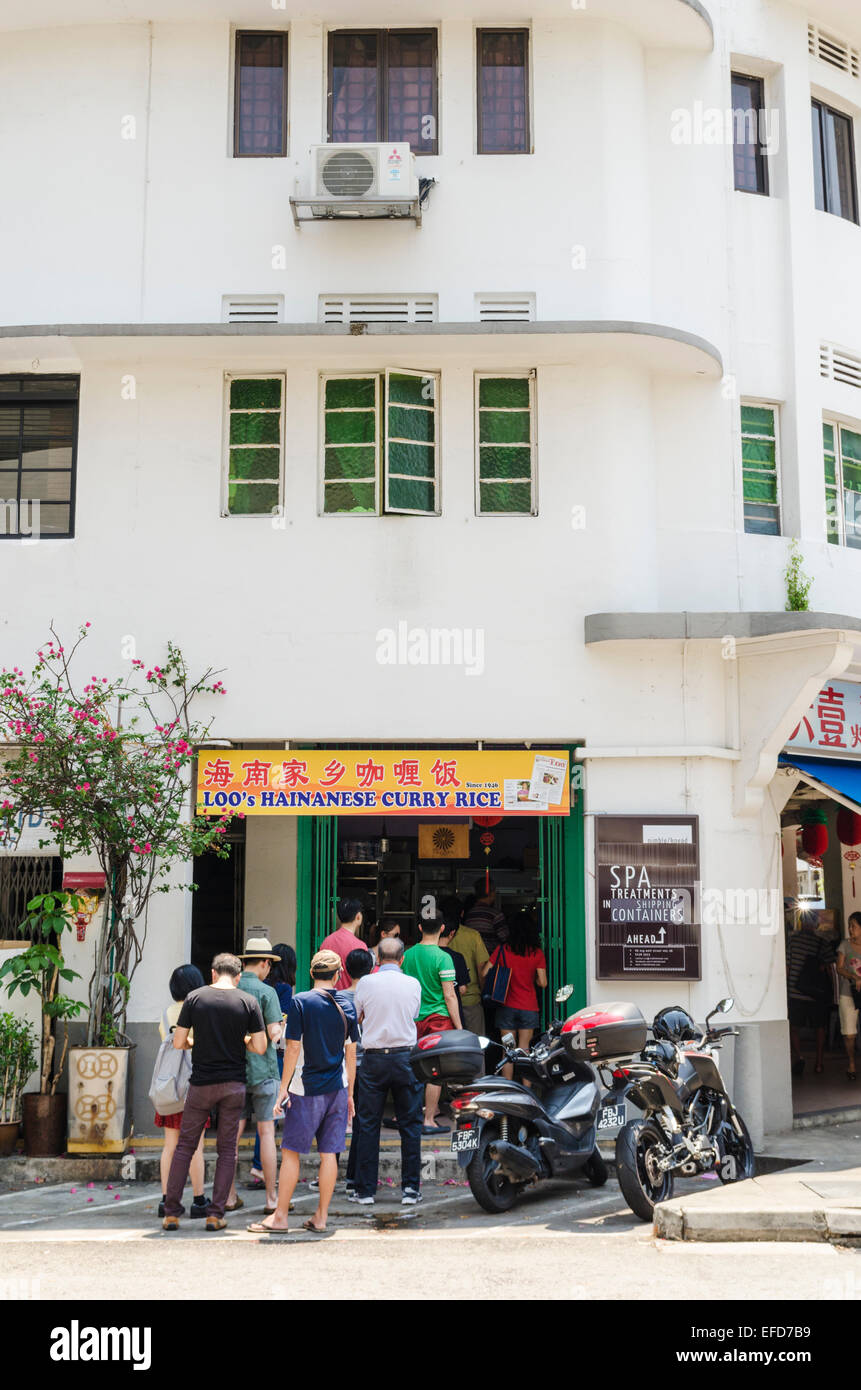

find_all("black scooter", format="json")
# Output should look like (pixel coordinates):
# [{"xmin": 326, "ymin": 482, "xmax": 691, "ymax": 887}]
[{"xmin": 449, "ymin": 986, "xmax": 609, "ymax": 1213}]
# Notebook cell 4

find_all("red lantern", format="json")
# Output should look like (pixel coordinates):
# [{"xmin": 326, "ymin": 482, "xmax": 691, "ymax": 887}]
[
  {"xmin": 474, "ymin": 815, "xmax": 503, "ymax": 828},
  {"xmin": 801, "ymin": 822, "xmax": 829, "ymax": 857},
  {"xmin": 837, "ymin": 808, "xmax": 861, "ymax": 846}
]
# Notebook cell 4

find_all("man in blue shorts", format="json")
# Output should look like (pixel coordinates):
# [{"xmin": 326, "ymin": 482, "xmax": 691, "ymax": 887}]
[{"xmin": 250, "ymin": 948, "xmax": 358, "ymax": 1235}]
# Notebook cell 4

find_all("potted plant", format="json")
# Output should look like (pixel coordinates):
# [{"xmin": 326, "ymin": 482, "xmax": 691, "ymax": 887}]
[
  {"xmin": 0, "ymin": 624, "xmax": 235, "ymax": 1151},
  {"xmin": 0, "ymin": 893, "xmax": 87, "ymax": 1155},
  {"xmin": 0, "ymin": 1011, "xmax": 38, "ymax": 1156}
]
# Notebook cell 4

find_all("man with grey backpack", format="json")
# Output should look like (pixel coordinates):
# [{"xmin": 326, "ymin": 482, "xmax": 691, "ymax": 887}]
[{"xmin": 148, "ymin": 963, "xmax": 208, "ymax": 1220}]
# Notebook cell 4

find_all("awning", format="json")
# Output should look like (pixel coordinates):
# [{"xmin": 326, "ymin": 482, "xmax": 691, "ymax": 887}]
[{"xmin": 778, "ymin": 754, "xmax": 861, "ymax": 814}]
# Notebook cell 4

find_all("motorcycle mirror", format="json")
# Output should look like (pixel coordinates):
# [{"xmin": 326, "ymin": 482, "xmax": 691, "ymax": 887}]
[
  {"xmin": 555, "ymin": 984, "xmax": 574, "ymax": 1003},
  {"xmin": 476, "ymin": 1036, "xmax": 491, "ymax": 1049},
  {"xmin": 718, "ymin": 997, "xmax": 734, "ymax": 1014},
  {"xmin": 501, "ymin": 1031, "xmax": 516, "ymax": 1047}
]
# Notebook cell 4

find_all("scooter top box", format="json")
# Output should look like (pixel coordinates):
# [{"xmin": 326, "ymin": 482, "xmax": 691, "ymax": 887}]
[
  {"xmin": 561, "ymin": 1001, "xmax": 648, "ymax": 1061},
  {"xmin": 409, "ymin": 1029, "xmax": 485, "ymax": 1084}
]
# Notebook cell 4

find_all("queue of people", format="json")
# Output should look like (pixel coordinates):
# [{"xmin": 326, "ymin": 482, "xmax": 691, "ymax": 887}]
[{"xmin": 156, "ymin": 885, "xmax": 549, "ymax": 1234}]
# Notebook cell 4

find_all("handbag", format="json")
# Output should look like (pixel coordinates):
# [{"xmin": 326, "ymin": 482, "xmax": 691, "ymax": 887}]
[
  {"xmin": 148, "ymin": 1010, "xmax": 192, "ymax": 1116},
  {"xmin": 482, "ymin": 945, "xmax": 512, "ymax": 1007}
]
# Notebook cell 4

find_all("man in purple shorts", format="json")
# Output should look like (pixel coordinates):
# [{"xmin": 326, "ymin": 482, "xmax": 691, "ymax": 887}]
[{"xmin": 249, "ymin": 948, "xmax": 358, "ymax": 1235}]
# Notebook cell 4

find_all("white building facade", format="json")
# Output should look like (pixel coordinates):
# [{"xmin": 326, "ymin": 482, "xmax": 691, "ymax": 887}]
[{"xmin": 3, "ymin": 0, "xmax": 861, "ymax": 1140}]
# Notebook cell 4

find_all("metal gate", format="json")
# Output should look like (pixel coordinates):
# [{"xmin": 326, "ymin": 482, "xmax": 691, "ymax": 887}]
[
  {"xmin": 0, "ymin": 856, "xmax": 62, "ymax": 937},
  {"xmin": 296, "ymin": 816, "xmax": 338, "ymax": 988}
]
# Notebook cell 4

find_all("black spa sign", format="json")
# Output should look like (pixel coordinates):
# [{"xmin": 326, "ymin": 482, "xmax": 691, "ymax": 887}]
[{"xmin": 595, "ymin": 815, "xmax": 701, "ymax": 981}]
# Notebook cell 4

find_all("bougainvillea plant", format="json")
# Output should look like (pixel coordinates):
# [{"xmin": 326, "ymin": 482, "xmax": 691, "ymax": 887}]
[{"xmin": 0, "ymin": 624, "xmax": 236, "ymax": 1046}]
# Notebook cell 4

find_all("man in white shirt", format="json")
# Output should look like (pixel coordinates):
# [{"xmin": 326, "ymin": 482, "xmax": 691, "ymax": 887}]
[{"xmin": 348, "ymin": 936, "xmax": 424, "ymax": 1207}]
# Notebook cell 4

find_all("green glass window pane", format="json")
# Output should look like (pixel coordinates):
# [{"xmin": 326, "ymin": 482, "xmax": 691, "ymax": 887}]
[
  {"xmin": 826, "ymin": 490, "xmax": 840, "ymax": 541},
  {"xmin": 230, "ymin": 411, "xmax": 280, "ymax": 445},
  {"xmin": 227, "ymin": 481, "xmax": 280, "ymax": 514},
  {"xmin": 388, "ymin": 476, "xmax": 436, "ymax": 512},
  {"xmin": 230, "ymin": 378, "xmax": 281, "ymax": 410},
  {"xmin": 325, "ymin": 410, "xmax": 375, "ymax": 445},
  {"xmin": 388, "ymin": 404, "xmax": 434, "ymax": 443},
  {"xmin": 324, "ymin": 481, "xmax": 376, "ymax": 514},
  {"xmin": 324, "ymin": 446, "xmax": 377, "ymax": 480},
  {"xmin": 823, "ymin": 422, "xmax": 835, "ymax": 450},
  {"xmin": 741, "ymin": 439, "xmax": 776, "ymax": 466},
  {"xmin": 388, "ymin": 441, "xmax": 434, "ymax": 477},
  {"xmin": 325, "ymin": 377, "xmax": 376, "ymax": 409},
  {"xmin": 479, "ymin": 377, "xmax": 530, "ymax": 409},
  {"xmin": 479, "ymin": 445, "xmax": 532, "ymax": 480},
  {"xmin": 742, "ymin": 474, "xmax": 778, "ymax": 503},
  {"xmin": 824, "ymin": 452, "xmax": 837, "ymax": 484},
  {"xmin": 480, "ymin": 410, "xmax": 531, "ymax": 445},
  {"xmin": 229, "ymin": 447, "xmax": 280, "ymax": 481},
  {"xmin": 479, "ymin": 481, "xmax": 532, "ymax": 514},
  {"xmin": 842, "ymin": 428, "xmax": 861, "ymax": 462},
  {"xmin": 743, "ymin": 507, "xmax": 780, "ymax": 536},
  {"xmin": 740, "ymin": 404, "xmax": 774, "ymax": 433},
  {"xmin": 846, "ymin": 492, "xmax": 861, "ymax": 540},
  {"xmin": 843, "ymin": 463, "xmax": 861, "ymax": 491},
  {"xmin": 388, "ymin": 373, "xmax": 433, "ymax": 407}
]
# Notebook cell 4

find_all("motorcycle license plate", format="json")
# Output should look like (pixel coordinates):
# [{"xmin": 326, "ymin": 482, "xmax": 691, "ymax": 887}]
[
  {"xmin": 451, "ymin": 1129, "xmax": 480, "ymax": 1153},
  {"xmin": 597, "ymin": 1102, "xmax": 626, "ymax": 1131}
]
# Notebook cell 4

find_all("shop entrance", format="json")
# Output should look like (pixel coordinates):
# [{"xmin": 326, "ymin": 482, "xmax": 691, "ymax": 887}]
[
  {"xmin": 780, "ymin": 755, "xmax": 861, "ymax": 1115},
  {"xmin": 296, "ymin": 775, "xmax": 584, "ymax": 1019}
]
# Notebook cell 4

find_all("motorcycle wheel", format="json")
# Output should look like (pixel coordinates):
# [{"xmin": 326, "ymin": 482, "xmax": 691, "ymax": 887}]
[
  {"xmin": 615, "ymin": 1119, "xmax": 674, "ymax": 1222},
  {"xmin": 715, "ymin": 1111, "xmax": 755, "ymax": 1183},
  {"xmin": 466, "ymin": 1126, "xmax": 520, "ymax": 1214},
  {"xmin": 583, "ymin": 1150, "xmax": 609, "ymax": 1187}
]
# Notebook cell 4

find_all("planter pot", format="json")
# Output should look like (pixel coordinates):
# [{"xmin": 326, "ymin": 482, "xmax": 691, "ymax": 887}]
[
  {"xmin": 67, "ymin": 1046, "xmax": 133, "ymax": 1155},
  {"xmin": 22, "ymin": 1092, "xmax": 66, "ymax": 1157},
  {"xmin": 0, "ymin": 1120, "xmax": 20, "ymax": 1156}
]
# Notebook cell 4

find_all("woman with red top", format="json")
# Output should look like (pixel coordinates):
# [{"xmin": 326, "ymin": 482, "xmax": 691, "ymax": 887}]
[{"xmin": 490, "ymin": 911, "xmax": 547, "ymax": 1079}]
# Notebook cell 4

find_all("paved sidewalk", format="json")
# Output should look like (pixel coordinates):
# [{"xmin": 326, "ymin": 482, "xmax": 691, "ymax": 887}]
[{"xmin": 655, "ymin": 1120, "xmax": 861, "ymax": 1242}]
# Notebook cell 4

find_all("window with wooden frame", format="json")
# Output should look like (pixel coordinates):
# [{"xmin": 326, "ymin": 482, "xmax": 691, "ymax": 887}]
[
  {"xmin": 0, "ymin": 375, "xmax": 78, "ymax": 539},
  {"xmin": 321, "ymin": 370, "xmax": 440, "ymax": 516},
  {"xmin": 824, "ymin": 419, "xmax": 861, "ymax": 548},
  {"xmin": 740, "ymin": 402, "xmax": 780, "ymax": 534},
  {"xmin": 234, "ymin": 31, "xmax": 288, "ymax": 157},
  {"xmin": 731, "ymin": 73, "xmax": 769, "ymax": 195},
  {"xmin": 477, "ymin": 29, "xmax": 530, "ymax": 154},
  {"xmin": 475, "ymin": 374, "xmax": 536, "ymax": 515},
  {"xmin": 222, "ymin": 374, "xmax": 285, "ymax": 516},
  {"xmin": 328, "ymin": 30, "xmax": 438, "ymax": 154},
  {"xmin": 812, "ymin": 98, "xmax": 859, "ymax": 223}
]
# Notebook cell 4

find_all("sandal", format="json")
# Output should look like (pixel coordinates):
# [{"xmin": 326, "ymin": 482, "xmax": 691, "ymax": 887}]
[
  {"xmin": 302, "ymin": 1219, "xmax": 327, "ymax": 1234},
  {"xmin": 848, "ymin": 1069, "xmax": 857, "ymax": 1081},
  {"xmin": 244, "ymin": 1177, "xmax": 265, "ymax": 1190},
  {"xmin": 247, "ymin": 1221, "xmax": 290, "ymax": 1235},
  {"xmin": 225, "ymin": 1197, "xmax": 244, "ymax": 1212}
]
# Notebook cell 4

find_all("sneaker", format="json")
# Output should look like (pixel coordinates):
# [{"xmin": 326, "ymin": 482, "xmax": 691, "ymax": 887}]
[
  {"xmin": 158, "ymin": 1200, "xmax": 185, "ymax": 1218},
  {"xmin": 344, "ymin": 1181, "xmax": 355, "ymax": 1195},
  {"xmin": 401, "ymin": 1188, "xmax": 423, "ymax": 1206},
  {"xmin": 347, "ymin": 1192, "xmax": 375, "ymax": 1206},
  {"xmin": 189, "ymin": 1197, "xmax": 208, "ymax": 1219}
]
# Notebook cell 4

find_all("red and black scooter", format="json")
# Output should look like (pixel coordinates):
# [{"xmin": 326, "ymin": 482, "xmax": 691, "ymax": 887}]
[{"xmin": 410, "ymin": 987, "xmax": 644, "ymax": 1214}]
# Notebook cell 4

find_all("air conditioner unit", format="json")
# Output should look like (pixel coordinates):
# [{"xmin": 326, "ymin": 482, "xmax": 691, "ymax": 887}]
[{"xmin": 311, "ymin": 143, "xmax": 418, "ymax": 201}]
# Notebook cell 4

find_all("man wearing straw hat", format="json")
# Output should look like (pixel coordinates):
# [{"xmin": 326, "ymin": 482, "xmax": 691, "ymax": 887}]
[{"xmin": 225, "ymin": 931, "xmax": 284, "ymax": 1216}]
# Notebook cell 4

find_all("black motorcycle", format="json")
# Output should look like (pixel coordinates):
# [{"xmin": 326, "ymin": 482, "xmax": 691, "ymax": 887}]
[
  {"xmin": 413, "ymin": 986, "xmax": 610, "ymax": 1214},
  {"xmin": 607, "ymin": 997, "xmax": 755, "ymax": 1221}
]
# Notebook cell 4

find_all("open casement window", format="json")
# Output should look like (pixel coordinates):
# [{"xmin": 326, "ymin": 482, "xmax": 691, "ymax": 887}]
[
  {"xmin": 223, "ymin": 374, "xmax": 284, "ymax": 516},
  {"xmin": 824, "ymin": 419, "xmax": 861, "ymax": 548},
  {"xmin": 812, "ymin": 99, "xmax": 859, "ymax": 224},
  {"xmin": 475, "ymin": 373, "xmax": 536, "ymax": 515},
  {"xmin": 321, "ymin": 371, "xmax": 440, "ymax": 516},
  {"xmin": 740, "ymin": 402, "xmax": 780, "ymax": 535}
]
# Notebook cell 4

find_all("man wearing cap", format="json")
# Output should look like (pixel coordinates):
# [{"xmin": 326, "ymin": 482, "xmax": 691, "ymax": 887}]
[
  {"xmin": 250, "ymin": 949, "xmax": 359, "ymax": 1236},
  {"xmin": 224, "ymin": 932, "xmax": 283, "ymax": 1215}
]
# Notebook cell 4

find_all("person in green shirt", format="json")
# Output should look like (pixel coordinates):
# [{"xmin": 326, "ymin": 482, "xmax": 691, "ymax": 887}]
[
  {"xmin": 402, "ymin": 914, "xmax": 460, "ymax": 1133},
  {"xmin": 226, "ymin": 933, "xmax": 283, "ymax": 1213}
]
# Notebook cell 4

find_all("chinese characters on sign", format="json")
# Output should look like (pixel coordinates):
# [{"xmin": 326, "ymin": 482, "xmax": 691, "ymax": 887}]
[
  {"xmin": 595, "ymin": 815, "xmax": 701, "ymax": 981},
  {"xmin": 785, "ymin": 680, "xmax": 861, "ymax": 758},
  {"xmin": 196, "ymin": 750, "xmax": 570, "ymax": 817}
]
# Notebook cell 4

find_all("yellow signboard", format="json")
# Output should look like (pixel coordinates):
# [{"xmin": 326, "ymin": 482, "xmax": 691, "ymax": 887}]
[{"xmin": 196, "ymin": 749, "xmax": 569, "ymax": 817}]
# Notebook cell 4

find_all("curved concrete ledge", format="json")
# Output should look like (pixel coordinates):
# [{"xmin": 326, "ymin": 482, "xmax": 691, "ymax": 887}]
[
  {"xmin": 0, "ymin": 319, "xmax": 724, "ymax": 374},
  {"xmin": 585, "ymin": 611, "xmax": 861, "ymax": 643}
]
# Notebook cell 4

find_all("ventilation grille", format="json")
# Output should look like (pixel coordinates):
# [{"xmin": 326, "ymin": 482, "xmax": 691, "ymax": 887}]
[
  {"xmin": 820, "ymin": 342, "xmax": 861, "ymax": 388},
  {"xmin": 222, "ymin": 295, "xmax": 284, "ymax": 324},
  {"xmin": 317, "ymin": 147, "xmax": 377, "ymax": 196},
  {"xmin": 808, "ymin": 23, "xmax": 860, "ymax": 78},
  {"xmin": 319, "ymin": 295, "xmax": 438, "ymax": 325},
  {"xmin": 476, "ymin": 294, "xmax": 536, "ymax": 323}
]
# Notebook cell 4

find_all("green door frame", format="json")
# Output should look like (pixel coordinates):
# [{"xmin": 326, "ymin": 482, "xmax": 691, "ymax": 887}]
[{"xmin": 295, "ymin": 745, "xmax": 586, "ymax": 1008}]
